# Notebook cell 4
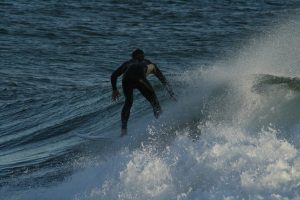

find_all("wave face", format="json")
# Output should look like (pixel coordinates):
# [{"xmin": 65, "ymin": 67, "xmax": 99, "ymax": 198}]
[
  {"xmin": 3, "ymin": 19, "xmax": 300, "ymax": 200},
  {"xmin": 1, "ymin": 1, "xmax": 300, "ymax": 200}
]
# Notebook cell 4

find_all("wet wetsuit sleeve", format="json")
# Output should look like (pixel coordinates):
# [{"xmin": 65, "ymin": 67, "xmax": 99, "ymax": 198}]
[
  {"xmin": 153, "ymin": 66, "xmax": 167, "ymax": 85},
  {"xmin": 153, "ymin": 65, "xmax": 175, "ymax": 97},
  {"xmin": 111, "ymin": 63, "xmax": 126, "ymax": 91}
]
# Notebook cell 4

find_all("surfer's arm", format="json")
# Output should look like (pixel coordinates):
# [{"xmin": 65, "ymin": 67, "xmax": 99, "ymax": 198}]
[
  {"xmin": 111, "ymin": 64, "xmax": 125, "ymax": 91},
  {"xmin": 153, "ymin": 65, "xmax": 176, "ymax": 100},
  {"xmin": 111, "ymin": 63, "xmax": 126, "ymax": 101}
]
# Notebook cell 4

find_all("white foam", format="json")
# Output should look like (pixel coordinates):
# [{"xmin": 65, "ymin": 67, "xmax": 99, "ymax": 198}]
[{"xmin": 40, "ymin": 122, "xmax": 299, "ymax": 200}]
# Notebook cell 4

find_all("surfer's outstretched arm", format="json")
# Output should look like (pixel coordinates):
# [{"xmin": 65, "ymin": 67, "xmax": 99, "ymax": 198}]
[
  {"xmin": 152, "ymin": 65, "xmax": 176, "ymax": 101},
  {"xmin": 111, "ymin": 63, "xmax": 127, "ymax": 101}
]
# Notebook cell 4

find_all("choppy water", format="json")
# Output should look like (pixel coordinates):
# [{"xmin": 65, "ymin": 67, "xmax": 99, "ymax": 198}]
[{"xmin": 1, "ymin": 1, "xmax": 300, "ymax": 199}]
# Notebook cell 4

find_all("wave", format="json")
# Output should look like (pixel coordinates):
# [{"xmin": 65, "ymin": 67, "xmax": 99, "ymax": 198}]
[
  {"xmin": 2, "ymin": 18, "xmax": 300, "ymax": 200},
  {"xmin": 253, "ymin": 74, "xmax": 300, "ymax": 92}
]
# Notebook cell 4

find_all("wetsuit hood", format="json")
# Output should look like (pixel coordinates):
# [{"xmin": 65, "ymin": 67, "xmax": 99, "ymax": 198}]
[{"xmin": 132, "ymin": 49, "xmax": 144, "ymax": 61}]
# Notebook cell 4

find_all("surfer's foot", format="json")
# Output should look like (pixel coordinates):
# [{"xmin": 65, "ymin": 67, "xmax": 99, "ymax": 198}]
[{"xmin": 120, "ymin": 128, "xmax": 127, "ymax": 137}]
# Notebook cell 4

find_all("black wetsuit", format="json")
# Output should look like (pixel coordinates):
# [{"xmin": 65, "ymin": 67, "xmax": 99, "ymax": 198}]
[{"xmin": 111, "ymin": 59, "xmax": 172, "ymax": 129}]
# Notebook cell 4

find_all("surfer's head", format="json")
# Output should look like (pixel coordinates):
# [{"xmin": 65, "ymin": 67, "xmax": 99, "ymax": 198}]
[{"xmin": 132, "ymin": 49, "xmax": 144, "ymax": 61}]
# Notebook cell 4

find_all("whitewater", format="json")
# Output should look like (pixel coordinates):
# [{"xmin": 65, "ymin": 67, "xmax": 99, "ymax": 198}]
[{"xmin": 2, "ymin": 17, "xmax": 299, "ymax": 200}]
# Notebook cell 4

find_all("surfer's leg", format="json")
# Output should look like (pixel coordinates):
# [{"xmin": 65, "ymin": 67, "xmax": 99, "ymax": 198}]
[
  {"xmin": 136, "ymin": 78, "xmax": 162, "ymax": 118},
  {"xmin": 121, "ymin": 81, "xmax": 133, "ymax": 133}
]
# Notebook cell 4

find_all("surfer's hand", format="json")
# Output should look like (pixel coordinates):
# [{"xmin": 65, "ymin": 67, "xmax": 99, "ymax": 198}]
[
  {"xmin": 171, "ymin": 95, "xmax": 177, "ymax": 101},
  {"xmin": 166, "ymin": 84, "xmax": 177, "ymax": 101},
  {"xmin": 112, "ymin": 90, "xmax": 121, "ymax": 101},
  {"xmin": 170, "ymin": 92, "xmax": 177, "ymax": 101}
]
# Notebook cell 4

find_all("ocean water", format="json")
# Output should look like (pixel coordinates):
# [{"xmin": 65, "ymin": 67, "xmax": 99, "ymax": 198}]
[{"xmin": 1, "ymin": 1, "xmax": 300, "ymax": 199}]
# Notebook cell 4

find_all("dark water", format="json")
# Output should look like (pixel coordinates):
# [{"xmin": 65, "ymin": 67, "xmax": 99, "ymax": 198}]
[{"xmin": 1, "ymin": 1, "xmax": 300, "ymax": 199}]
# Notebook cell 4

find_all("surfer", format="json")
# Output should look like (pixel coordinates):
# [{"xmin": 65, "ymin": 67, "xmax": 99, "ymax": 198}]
[{"xmin": 111, "ymin": 49, "xmax": 176, "ymax": 136}]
